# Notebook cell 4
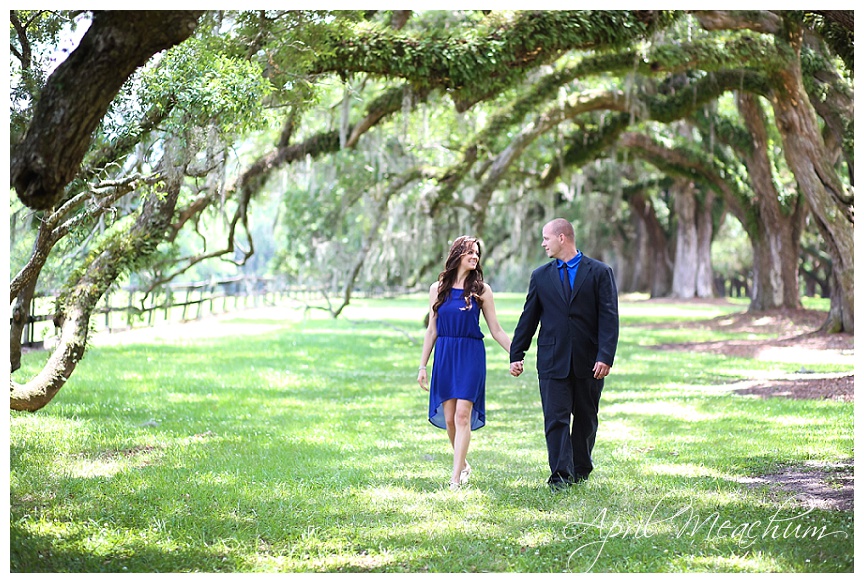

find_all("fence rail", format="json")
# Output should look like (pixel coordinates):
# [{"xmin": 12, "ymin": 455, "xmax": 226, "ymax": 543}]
[{"xmin": 17, "ymin": 277, "xmax": 409, "ymax": 348}]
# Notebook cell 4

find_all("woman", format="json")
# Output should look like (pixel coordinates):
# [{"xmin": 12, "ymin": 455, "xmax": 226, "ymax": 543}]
[{"xmin": 417, "ymin": 236, "xmax": 512, "ymax": 491}]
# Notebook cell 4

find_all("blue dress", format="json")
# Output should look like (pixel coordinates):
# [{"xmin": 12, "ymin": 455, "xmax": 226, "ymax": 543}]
[{"xmin": 428, "ymin": 289, "xmax": 486, "ymax": 430}]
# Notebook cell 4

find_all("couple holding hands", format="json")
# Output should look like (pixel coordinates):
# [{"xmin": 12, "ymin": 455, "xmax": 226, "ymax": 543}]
[{"xmin": 417, "ymin": 218, "xmax": 620, "ymax": 491}]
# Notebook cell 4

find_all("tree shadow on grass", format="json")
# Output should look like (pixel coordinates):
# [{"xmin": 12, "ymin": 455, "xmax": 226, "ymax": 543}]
[{"xmin": 9, "ymin": 522, "xmax": 233, "ymax": 573}]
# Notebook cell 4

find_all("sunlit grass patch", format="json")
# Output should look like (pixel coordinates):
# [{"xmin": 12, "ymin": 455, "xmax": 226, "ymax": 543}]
[{"xmin": 10, "ymin": 296, "xmax": 852, "ymax": 572}]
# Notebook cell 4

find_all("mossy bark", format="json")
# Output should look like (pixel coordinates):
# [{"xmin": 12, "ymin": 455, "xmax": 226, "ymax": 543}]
[
  {"xmin": 10, "ymin": 175, "xmax": 182, "ymax": 412},
  {"xmin": 10, "ymin": 11, "xmax": 202, "ymax": 211}
]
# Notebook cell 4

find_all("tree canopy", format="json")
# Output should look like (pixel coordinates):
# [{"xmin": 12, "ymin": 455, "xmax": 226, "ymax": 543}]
[{"xmin": 9, "ymin": 10, "xmax": 853, "ymax": 410}]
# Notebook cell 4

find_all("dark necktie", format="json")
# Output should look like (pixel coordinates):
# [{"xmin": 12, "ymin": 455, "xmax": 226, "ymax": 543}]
[{"xmin": 561, "ymin": 264, "xmax": 571, "ymax": 297}]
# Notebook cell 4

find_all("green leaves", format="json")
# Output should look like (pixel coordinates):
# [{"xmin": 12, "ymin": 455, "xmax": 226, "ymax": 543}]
[
  {"xmin": 312, "ymin": 11, "xmax": 684, "ymax": 111},
  {"xmin": 138, "ymin": 37, "xmax": 272, "ymax": 138}
]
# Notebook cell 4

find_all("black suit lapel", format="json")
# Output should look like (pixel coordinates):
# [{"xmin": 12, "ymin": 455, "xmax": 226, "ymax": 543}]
[
  {"xmin": 546, "ymin": 259, "xmax": 592, "ymax": 304},
  {"xmin": 571, "ymin": 257, "xmax": 591, "ymax": 299},
  {"xmin": 544, "ymin": 262, "xmax": 569, "ymax": 304}
]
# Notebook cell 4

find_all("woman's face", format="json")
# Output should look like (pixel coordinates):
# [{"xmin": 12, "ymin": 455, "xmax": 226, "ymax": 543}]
[{"xmin": 460, "ymin": 242, "xmax": 480, "ymax": 272}]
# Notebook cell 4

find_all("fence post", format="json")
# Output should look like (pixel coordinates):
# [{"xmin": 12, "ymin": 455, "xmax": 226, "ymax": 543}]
[
  {"xmin": 127, "ymin": 290, "xmax": 134, "ymax": 329},
  {"xmin": 182, "ymin": 287, "xmax": 190, "ymax": 320},
  {"xmin": 104, "ymin": 293, "xmax": 111, "ymax": 330},
  {"xmin": 27, "ymin": 298, "xmax": 35, "ymax": 345}
]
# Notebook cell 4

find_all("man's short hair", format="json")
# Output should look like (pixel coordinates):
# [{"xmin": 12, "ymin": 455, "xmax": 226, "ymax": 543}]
[{"xmin": 548, "ymin": 218, "xmax": 574, "ymax": 241}]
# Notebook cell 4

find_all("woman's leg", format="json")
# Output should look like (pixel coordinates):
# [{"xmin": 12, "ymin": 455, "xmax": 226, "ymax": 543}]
[
  {"xmin": 449, "ymin": 399, "xmax": 473, "ymax": 485},
  {"xmin": 442, "ymin": 399, "xmax": 457, "ymax": 450}
]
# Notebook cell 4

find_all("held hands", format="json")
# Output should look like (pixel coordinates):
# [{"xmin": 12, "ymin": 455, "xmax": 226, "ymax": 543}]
[
  {"xmin": 421, "ymin": 361, "xmax": 528, "ymax": 385},
  {"xmin": 510, "ymin": 360, "xmax": 524, "ymax": 377}
]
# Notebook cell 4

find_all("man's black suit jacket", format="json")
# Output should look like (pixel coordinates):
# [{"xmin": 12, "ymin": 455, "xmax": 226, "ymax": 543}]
[{"xmin": 510, "ymin": 255, "xmax": 619, "ymax": 380}]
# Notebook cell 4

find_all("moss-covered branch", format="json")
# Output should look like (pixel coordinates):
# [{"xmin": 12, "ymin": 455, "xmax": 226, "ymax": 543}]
[
  {"xmin": 803, "ymin": 11, "xmax": 853, "ymax": 72},
  {"xmin": 427, "ymin": 32, "xmax": 783, "ymax": 222},
  {"xmin": 11, "ymin": 170, "xmax": 183, "ymax": 411},
  {"xmin": 467, "ymin": 32, "xmax": 782, "ymax": 159},
  {"xmin": 800, "ymin": 32, "xmax": 854, "ymax": 177},
  {"xmin": 11, "ymin": 11, "xmax": 203, "ymax": 210},
  {"xmin": 540, "ymin": 69, "xmax": 771, "ymax": 188},
  {"xmin": 617, "ymin": 131, "xmax": 749, "ymax": 221},
  {"xmin": 313, "ymin": 10, "xmax": 680, "ymax": 111}
]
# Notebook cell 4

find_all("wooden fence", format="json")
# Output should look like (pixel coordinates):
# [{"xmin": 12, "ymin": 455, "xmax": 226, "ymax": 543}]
[{"xmin": 18, "ymin": 277, "xmax": 408, "ymax": 348}]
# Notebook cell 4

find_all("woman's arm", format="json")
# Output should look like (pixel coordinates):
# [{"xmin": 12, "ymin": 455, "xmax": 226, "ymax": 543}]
[
  {"xmin": 417, "ymin": 282, "xmax": 439, "ymax": 391},
  {"xmin": 480, "ymin": 283, "xmax": 511, "ymax": 353}
]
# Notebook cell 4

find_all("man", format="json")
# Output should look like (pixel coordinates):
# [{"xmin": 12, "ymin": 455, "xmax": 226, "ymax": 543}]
[{"xmin": 510, "ymin": 218, "xmax": 619, "ymax": 489}]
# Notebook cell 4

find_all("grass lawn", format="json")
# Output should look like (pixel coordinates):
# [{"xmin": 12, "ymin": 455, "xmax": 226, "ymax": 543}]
[{"xmin": 8, "ymin": 294, "xmax": 854, "ymax": 572}]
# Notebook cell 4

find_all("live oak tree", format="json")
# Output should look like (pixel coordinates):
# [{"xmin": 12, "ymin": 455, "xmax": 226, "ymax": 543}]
[
  {"xmin": 10, "ymin": 11, "xmax": 204, "ymax": 211},
  {"xmin": 201, "ymin": 10, "xmax": 850, "ymax": 321},
  {"xmin": 10, "ymin": 11, "xmax": 266, "ymax": 410},
  {"xmin": 692, "ymin": 11, "xmax": 853, "ymax": 332},
  {"xmin": 523, "ymin": 12, "xmax": 852, "ymax": 325},
  {"xmin": 705, "ymin": 94, "xmax": 807, "ymax": 312},
  {"xmin": 9, "ymin": 10, "xmax": 853, "ymax": 412}
]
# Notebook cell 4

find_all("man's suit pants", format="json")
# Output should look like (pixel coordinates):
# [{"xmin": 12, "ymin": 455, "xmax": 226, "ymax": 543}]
[{"xmin": 539, "ymin": 369, "xmax": 603, "ymax": 482}]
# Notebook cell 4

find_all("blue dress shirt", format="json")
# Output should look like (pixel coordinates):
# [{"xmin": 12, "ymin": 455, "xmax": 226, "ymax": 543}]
[{"xmin": 557, "ymin": 251, "xmax": 582, "ymax": 292}]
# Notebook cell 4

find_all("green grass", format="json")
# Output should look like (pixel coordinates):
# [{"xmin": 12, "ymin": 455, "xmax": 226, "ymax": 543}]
[{"xmin": 9, "ymin": 294, "xmax": 853, "ymax": 572}]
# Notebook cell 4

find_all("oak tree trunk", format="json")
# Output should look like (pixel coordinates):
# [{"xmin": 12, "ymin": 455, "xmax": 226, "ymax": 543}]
[
  {"xmin": 671, "ymin": 180, "xmax": 698, "ymax": 298},
  {"xmin": 694, "ymin": 190, "xmax": 715, "ymax": 298},
  {"xmin": 628, "ymin": 190, "xmax": 672, "ymax": 297},
  {"xmin": 10, "ymin": 170, "xmax": 182, "ymax": 411},
  {"xmin": 736, "ymin": 93, "xmax": 805, "ymax": 311},
  {"xmin": 769, "ymin": 34, "xmax": 853, "ymax": 331}
]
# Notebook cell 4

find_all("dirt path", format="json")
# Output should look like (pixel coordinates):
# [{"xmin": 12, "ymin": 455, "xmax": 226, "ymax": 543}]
[{"xmin": 648, "ymin": 304, "xmax": 853, "ymax": 400}]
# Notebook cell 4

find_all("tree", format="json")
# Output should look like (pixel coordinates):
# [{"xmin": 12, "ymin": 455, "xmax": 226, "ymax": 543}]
[
  {"xmin": 9, "ymin": 10, "xmax": 266, "ymax": 410},
  {"xmin": 523, "ymin": 12, "xmax": 851, "ymax": 323},
  {"xmin": 620, "ymin": 177, "xmax": 675, "ymax": 297},
  {"xmin": 725, "ymin": 93, "xmax": 806, "ymax": 311},
  {"xmin": 692, "ymin": 11, "xmax": 853, "ymax": 332},
  {"xmin": 9, "ymin": 10, "xmax": 853, "ymax": 412},
  {"xmin": 10, "ymin": 11, "xmax": 204, "ymax": 210}
]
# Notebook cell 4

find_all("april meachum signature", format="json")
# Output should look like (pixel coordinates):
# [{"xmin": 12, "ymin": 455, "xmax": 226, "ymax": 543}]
[{"xmin": 562, "ymin": 494, "xmax": 849, "ymax": 572}]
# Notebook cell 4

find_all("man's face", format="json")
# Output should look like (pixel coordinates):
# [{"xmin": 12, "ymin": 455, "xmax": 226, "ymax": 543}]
[{"xmin": 541, "ymin": 225, "xmax": 562, "ymax": 259}]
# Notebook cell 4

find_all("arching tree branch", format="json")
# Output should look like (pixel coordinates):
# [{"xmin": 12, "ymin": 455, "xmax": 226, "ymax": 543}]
[{"xmin": 11, "ymin": 10, "xmax": 203, "ymax": 210}]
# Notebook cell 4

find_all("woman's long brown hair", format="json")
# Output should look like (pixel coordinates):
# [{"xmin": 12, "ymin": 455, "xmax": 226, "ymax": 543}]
[{"xmin": 432, "ymin": 236, "xmax": 485, "ymax": 313}]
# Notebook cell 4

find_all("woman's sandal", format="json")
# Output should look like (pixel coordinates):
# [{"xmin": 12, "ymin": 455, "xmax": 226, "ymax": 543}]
[
  {"xmin": 449, "ymin": 481, "xmax": 461, "ymax": 492},
  {"xmin": 459, "ymin": 462, "xmax": 472, "ymax": 485}
]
